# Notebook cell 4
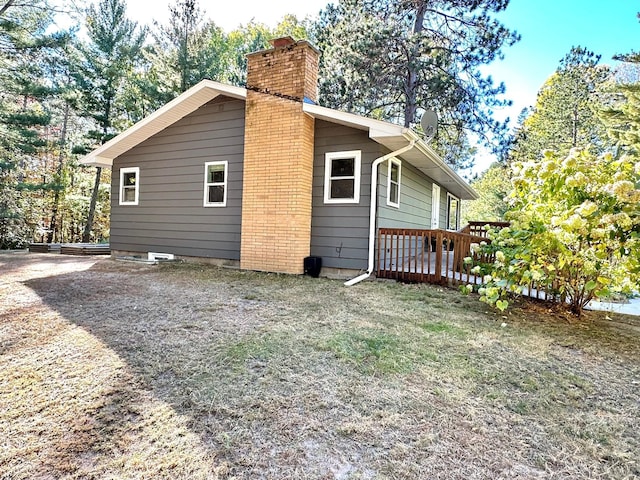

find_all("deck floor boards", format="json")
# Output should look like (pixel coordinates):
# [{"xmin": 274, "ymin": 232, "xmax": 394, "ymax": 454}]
[{"xmin": 29, "ymin": 243, "xmax": 110, "ymax": 256}]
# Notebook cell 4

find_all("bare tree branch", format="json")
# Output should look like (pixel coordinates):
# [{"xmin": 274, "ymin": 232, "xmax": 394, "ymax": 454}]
[{"xmin": 0, "ymin": 0, "xmax": 16, "ymax": 17}]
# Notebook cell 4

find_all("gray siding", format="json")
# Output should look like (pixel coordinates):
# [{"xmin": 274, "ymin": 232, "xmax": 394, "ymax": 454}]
[
  {"xmin": 310, "ymin": 123, "xmax": 460, "ymax": 271},
  {"xmin": 378, "ymin": 159, "xmax": 456, "ymax": 231},
  {"xmin": 310, "ymin": 120, "xmax": 383, "ymax": 270},
  {"xmin": 377, "ymin": 160, "xmax": 430, "ymax": 229},
  {"xmin": 110, "ymin": 96, "xmax": 245, "ymax": 259}
]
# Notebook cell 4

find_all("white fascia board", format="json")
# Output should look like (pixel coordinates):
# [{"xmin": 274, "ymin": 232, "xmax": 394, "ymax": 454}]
[
  {"xmin": 303, "ymin": 103, "xmax": 404, "ymax": 137},
  {"xmin": 90, "ymin": 156, "xmax": 114, "ymax": 168},
  {"xmin": 80, "ymin": 80, "xmax": 247, "ymax": 167},
  {"xmin": 372, "ymin": 129, "xmax": 478, "ymax": 200},
  {"xmin": 409, "ymin": 136, "xmax": 478, "ymax": 200},
  {"xmin": 303, "ymin": 104, "xmax": 478, "ymax": 200}
]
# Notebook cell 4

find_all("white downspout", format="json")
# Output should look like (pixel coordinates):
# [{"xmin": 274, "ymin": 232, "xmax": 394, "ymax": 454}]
[{"xmin": 344, "ymin": 140, "xmax": 417, "ymax": 286}]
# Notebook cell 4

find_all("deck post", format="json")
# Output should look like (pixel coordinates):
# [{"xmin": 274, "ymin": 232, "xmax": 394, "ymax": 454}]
[
  {"xmin": 420, "ymin": 232, "xmax": 425, "ymax": 279},
  {"xmin": 377, "ymin": 229, "xmax": 382, "ymax": 278},
  {"xmin": 394, "ymin": 231, "xmax": 400, "ymax": 278},
  {"xmin": 435, "ymin": 230, "xmax": 443, "ymax": 283}
]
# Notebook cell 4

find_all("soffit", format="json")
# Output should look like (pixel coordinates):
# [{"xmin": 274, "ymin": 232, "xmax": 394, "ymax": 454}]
[
  {"xmin": 303, "ymin": 104, "xmax": 477, "ymax": 200},
  {"xmin": 80, "ymin": 81, "xmax": 246, "ymax": 167}
]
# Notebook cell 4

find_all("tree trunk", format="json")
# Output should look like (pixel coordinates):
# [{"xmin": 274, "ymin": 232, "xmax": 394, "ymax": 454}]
[
  {"xmin": 403, "ymin": 2, "xmax": 427, "ymax": 128},
  {"xmin": 82, "ymin": 94, "xmax": 112, "ymax": 243},
  {"xmin": 572, "ymin": 108, "xmax": 578, "ymax": 147},
  {"xmin": 47, "ymin": 102, "xmax": 70, "ymax": 243},
  {"xmin": 82, "ymin": 166, "xmax": 102, "ymax": 243},
  {"xmin": 0, "ymin": 0, "xmax": 16, "ymax": 17},
  {"xmin": 404, "ymin": 70, "xmax": 418, "ymax": 127}
]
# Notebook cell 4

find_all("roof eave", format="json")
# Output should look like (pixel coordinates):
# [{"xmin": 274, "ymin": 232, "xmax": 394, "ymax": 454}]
[
  {"xmin": 80, "ymin": 80, "xmax": 247, "ymax": 167},
  {"xmin": 302, "ymin": 103, "xmax": 402, "ymax": 136},
  {"xmin": 404, "ymin": 130, "xmax": 478, "ymax": 200},
  {"xmin": 368, "ymin": 129, "xmax": 478, "ymax": 200},
  {"xmin": 302, "ymin": 104, "xmax": 477, "ymax": 200}
]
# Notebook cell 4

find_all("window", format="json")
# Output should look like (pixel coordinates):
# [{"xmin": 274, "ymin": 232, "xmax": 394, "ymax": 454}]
[
  {"xmin": 203, "ymin": 161, "xmax": 228, "ymax": 207},
  {"xmin": 387, "ymin": 159, "xmax": 401, "ymax": 208},
  {"xmin": 447, "ymin": 193, "xmax": 460, "ymax": 230},
  {"xmin": 119, "ymin": 167, "xmax": 139, "ymax": 205},
  {"xmin": 324, "ymin": 151, "xmax": 361, "ymax": 204}
]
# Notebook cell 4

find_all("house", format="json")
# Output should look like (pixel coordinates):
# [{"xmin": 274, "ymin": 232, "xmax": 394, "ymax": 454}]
[{"xmin": 80, "ymin": 37, "xmax": 477, "ymax": 280}]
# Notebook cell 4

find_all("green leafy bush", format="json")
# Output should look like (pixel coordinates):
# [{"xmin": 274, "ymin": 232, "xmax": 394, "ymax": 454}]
[{"xmin": 474, "ymin": 148, "xmax": 639, "ymax": 315}]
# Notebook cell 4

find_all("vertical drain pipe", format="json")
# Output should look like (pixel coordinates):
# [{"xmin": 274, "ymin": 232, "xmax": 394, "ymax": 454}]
[{"xmin": 344, "ymin": 140, "xmax": 416, "ymax": 286}]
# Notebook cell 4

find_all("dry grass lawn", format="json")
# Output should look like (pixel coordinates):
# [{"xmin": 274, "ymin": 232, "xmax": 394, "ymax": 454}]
[{"xmin": 1, "ymin": 252, "xmax": 639, "ymax": 479}]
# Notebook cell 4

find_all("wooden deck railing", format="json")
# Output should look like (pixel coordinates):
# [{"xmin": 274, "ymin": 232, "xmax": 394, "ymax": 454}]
[
  {"xmin": 376, "ymin": 225, "xmax": 559, "ymax": 302},
  {"xmin": 458, "ymin": 221, "xmax": 511, "ymax": 238},
  {"xmin": 376, "ymin": 228, "xmax": 493, "ymax": 286}
]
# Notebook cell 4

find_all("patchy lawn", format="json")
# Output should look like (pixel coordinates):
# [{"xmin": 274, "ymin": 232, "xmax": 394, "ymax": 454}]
[{"xmin": 1, "ymin": 252, "xmax": 639, "ymax": 479}]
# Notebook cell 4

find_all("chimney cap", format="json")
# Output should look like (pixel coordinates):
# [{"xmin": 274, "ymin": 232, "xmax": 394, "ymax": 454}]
[{"xmin": 269, "ymin": 36, "xmax": 296, "ymax": 48}]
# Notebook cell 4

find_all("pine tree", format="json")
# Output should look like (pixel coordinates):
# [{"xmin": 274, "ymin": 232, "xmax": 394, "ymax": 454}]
[
  {"xmin": 602, "ymin": 82, "xmax": 640, "ymax": 155},
  {"xmin": 71, "ymin": 0, "xmax": 145, "ymax": 243},
  {"xmin": 0, "ymin": 0, "xmax": 69, "ymax": 248},
  {"xmin": 602, "ymin": 18, "xmax": 640, "ymax": 159},
  {"xmin": 146, "ymin": 0, "xmax": 208, "ymax": 96},
  {"xmin": 509, "ymin": 47, "xmax": 610, "ymax": 164},
  {"xmin": 312, "ymin": 0, "xmax": 520, "ymax": 169}
]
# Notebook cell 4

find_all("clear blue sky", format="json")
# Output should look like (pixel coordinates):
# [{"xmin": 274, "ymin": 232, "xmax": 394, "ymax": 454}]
[{"xmin": 486, "ymin": 0, "xmax": 640, "ymax": 123}]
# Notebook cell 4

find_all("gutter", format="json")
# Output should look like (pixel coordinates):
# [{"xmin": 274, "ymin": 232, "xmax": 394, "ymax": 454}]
[{"xmin": 344, "ymin": 140, "xmax": 417, "ymax": 286}]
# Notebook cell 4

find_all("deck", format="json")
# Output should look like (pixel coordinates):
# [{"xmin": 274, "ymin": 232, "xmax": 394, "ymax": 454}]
[
  {"xmin": 28, "ymin": 243, "xmax": 62, "ymax": 253},
  {"xmin": 376, "ymin": 228, "xmax": 488, "ymax": 286},
  {"xmin": 375, "ymin": 226, "xmax": 555, "ymax": 301},
  {"xmin": 29, "ymin": 243, "xmax": 111, "ymax": 256}
]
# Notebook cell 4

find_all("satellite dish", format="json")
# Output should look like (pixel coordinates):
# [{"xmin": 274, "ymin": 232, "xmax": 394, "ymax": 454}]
[{"xmin": 420, "ymin": 110, "xmax": 438, "ymax": 142}]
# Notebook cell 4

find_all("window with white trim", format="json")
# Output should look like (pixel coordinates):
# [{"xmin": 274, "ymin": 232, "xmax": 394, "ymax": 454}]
[
  {"xmin": 203, "ymin": 161, "xmax": 228, "ymax": 207},
  {"xmin": 447, "ymin": 193, "xmax": 460, "ymax": 230},
  {"xmin": 119, "ymin": 167, "xmax": 139, "ymax": 205},
  {"xmin": 387, "ymin": 158, "xmax": 401, "ymax": 208},
  {"xmin": 324, "ymin": 151, "xmax": 361, "ymax": 204}
]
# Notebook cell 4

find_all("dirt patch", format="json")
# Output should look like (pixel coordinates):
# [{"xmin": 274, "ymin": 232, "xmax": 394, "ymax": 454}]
[{"xmin": 1, "ymin": 253, "xmax": 639, "ymax": 479}]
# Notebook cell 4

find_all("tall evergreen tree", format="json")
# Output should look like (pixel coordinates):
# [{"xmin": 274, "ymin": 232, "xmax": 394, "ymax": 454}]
[
  {"xmin": 0, "ymin": 0, "xmax": 68, "ymax": 248},
  {"xmin": 466, "ymin": 48, "xmax": 611, "ymax": 228},
  {"xmin": 312, "ymin": 0, "xmax": 520, "ymax": 169},
  {"xmin": 147, "ymin": 0, "xmax": 208, "ymax": 95},
  {"xmin": 601, "ymin": 82, "xmax": 640, "ymax": 158},
  {"xmin": 508, "ymin": 47, "xmax": 610, "ymax": 164},
  {"xmin": 71, "ymin": 0, "xmax": 145, "ymax": 242},
  {"xmin": 45, "ymin": 94, "xmax": 72, "ymax": 243},
  {"xmin": 600, "ymin": 13, "xmax": 640, "ymax": 158}
]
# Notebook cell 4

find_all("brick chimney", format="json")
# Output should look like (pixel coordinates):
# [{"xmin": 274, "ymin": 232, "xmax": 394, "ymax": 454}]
[{"xmin": 240, "ymin": 38, "xmax": 319, "ymax": 274}]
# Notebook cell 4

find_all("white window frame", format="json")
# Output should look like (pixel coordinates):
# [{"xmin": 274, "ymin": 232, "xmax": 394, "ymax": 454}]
[
  {"xmin": 431, "ymin": 183, "xmax": 441, "ymax": 229},
  {"xmin": 324, "ymin": 150, "xmax": 361, "ymax": 204},
  {"xmin": 203, "ymin": 161, "xmax": 228, "ymax": 207},
  {"xmin": 386, "ymin": 158, "xmax": 401, "ymax": 208},
  {"xmin": 119, "ymin": 167, "xmax": 140, "ymax": 206},
  {"xmin": 447, "ymin": 193, "xmax": 460, "ymax": 231}
]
